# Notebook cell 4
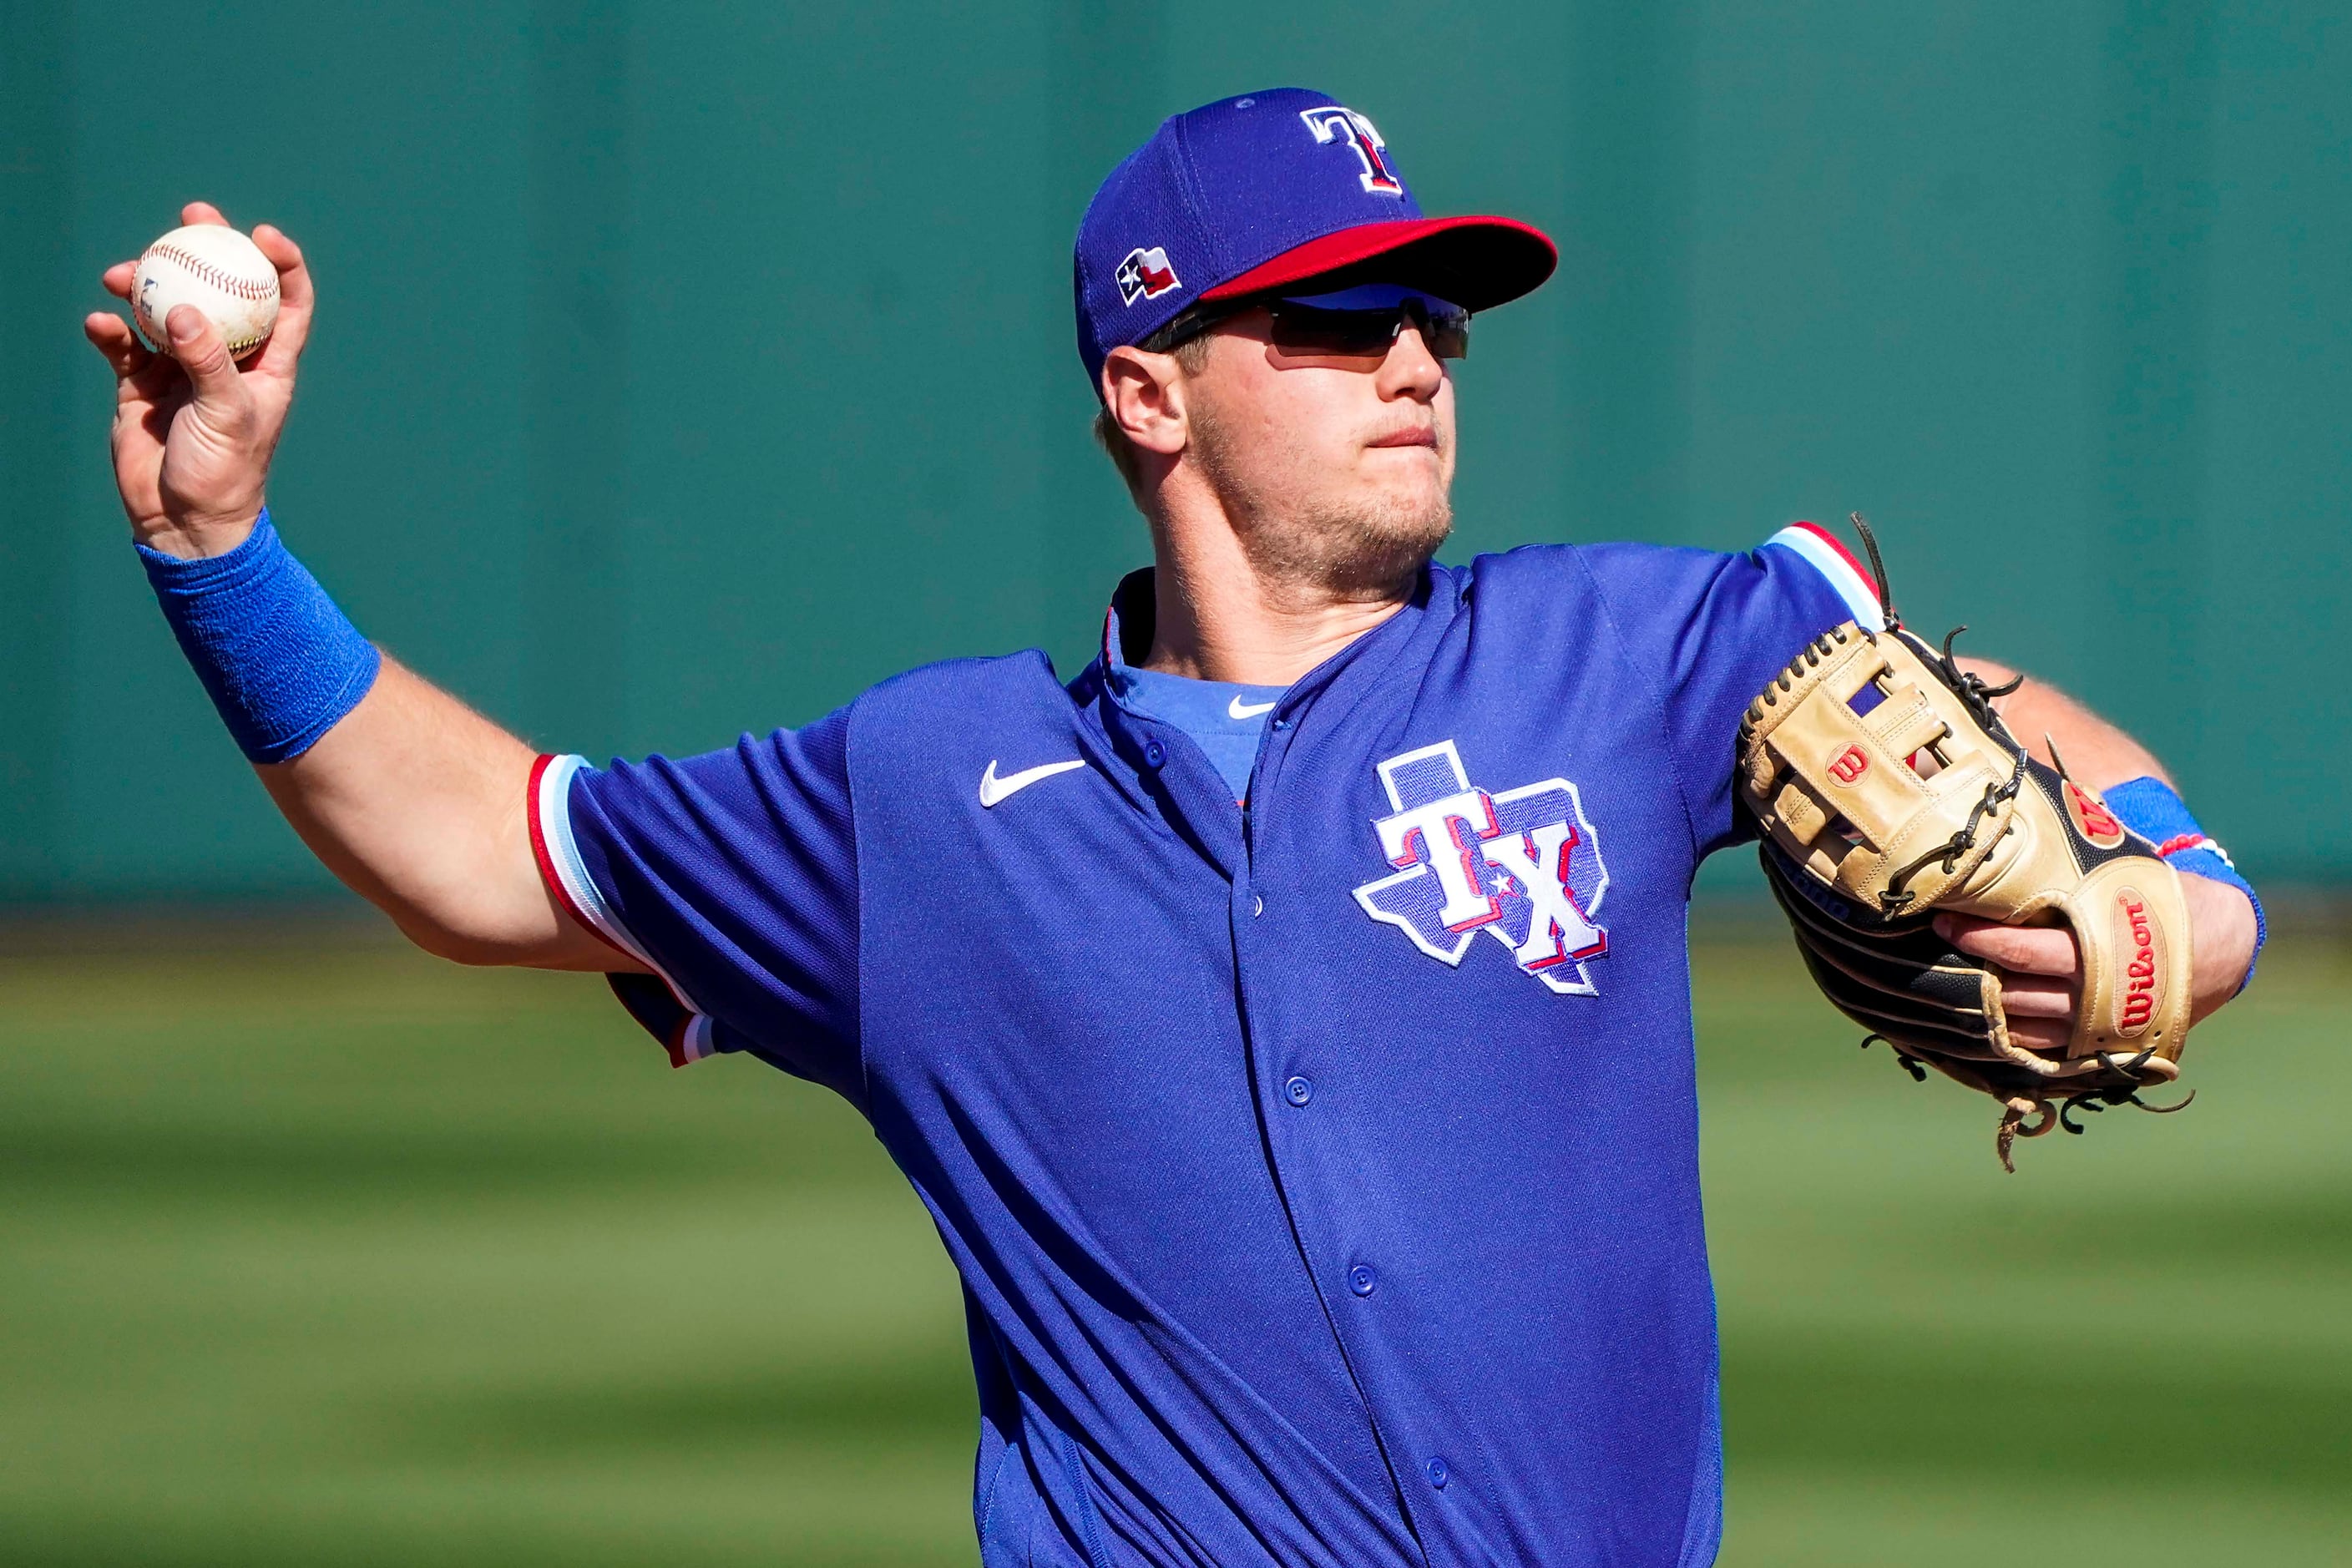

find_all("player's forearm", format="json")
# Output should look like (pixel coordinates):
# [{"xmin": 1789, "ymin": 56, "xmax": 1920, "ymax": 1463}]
[
  {"xmin": 1956, "ymin": 656, "xmax": 2168, "ymax": 790},
  {"xmin": 129, "ymin": 508, "xmax": 615, "ymax": 969},
  {"xmin": 1956, "ymin": 653, "xmax": 2261, "ymax": 1005},
  {"xmin": 254, "ymin": 658, "xmax": 606, "ymax": 969}
]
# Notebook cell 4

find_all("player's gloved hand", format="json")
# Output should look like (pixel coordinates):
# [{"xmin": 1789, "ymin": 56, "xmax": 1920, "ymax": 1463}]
[
  {"xmin": 1935, "ymin": 871, "xmax": 2259, "ymax": 1054},
  {"xmin": 81, "ymin": 202, "xmax": 316, "ymax": 560}
]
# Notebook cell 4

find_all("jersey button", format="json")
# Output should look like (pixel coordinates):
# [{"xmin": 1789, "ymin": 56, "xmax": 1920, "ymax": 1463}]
[
  {"xmin": 1283, "ymin": 1075, "xmax": 1313, "ymax": 1107},
  {"xmin": 1251, "ymin": 893, "xmax": 1265, "ymax": 918},
  {"xmin": 1347, "ymin": 1264, "xmax": 1377, "ymax": 1297},
  {"xmin": 1142, "ymin": 741, "xmax": 1166, "ymax": 768},
  {"xmin": 1425, "ymin": 1457, "xmax": 1449, "ymax": 1490}
]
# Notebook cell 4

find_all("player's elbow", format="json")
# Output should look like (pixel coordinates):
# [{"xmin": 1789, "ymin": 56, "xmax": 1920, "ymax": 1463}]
[
  {"xmin": 397, "ymin": 916, "xmax": 526, "ymax": 968},
  {"xmin": 383, "ymin": 906, "xmax": 529, "ymax": 968},
  {"xmin": 375, "ymin": 876, "xmax": 568, "ymax": 969}
]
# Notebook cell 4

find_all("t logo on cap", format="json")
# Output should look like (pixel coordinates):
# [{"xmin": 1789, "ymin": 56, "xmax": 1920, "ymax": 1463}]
[
  {"xmin": 1070, "ymin": 88, "xmax": 1558, "ymax": 389},
  {"xmin": 1298, "ymin": 105, "xmax": 1404, "ymax": 197}
]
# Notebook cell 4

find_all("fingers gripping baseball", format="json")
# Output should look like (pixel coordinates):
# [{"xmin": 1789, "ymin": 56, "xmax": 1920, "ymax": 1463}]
[
  {"xmin": 154, "ymin": 303, "xmax": 266, "ymax": 538},
  {"xmin": 83, "ymin": 205, "xmax": 315, "ymax": 560},
  {"xmin": 167, "ymin": 306, "xmax": 243, "ymax": 403},
  {"xmin": 245, "ymin": 223, "xmax": 316, "ymax": 374}
]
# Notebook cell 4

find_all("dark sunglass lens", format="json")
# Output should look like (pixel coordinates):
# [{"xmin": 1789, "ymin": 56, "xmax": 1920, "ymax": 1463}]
[
  {"xmin": 1422, "ymin": 309, "xmax": 1469, "ymax": 360},
  {"xmin": 1267, "ymin": 300, "xmax": 1470, "ymax": 360},
  {"xmin": 1267, "ymin": 303, "xmax": 1399, "ymax": 357}
]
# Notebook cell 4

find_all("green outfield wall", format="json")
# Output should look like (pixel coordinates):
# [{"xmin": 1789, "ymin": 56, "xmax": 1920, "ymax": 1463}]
[{"xmin": 3, "ymin": 0, "xmax": 2347, "ymax": 900}]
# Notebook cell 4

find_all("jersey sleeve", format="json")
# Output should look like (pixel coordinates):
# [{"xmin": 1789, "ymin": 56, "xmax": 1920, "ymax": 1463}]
[
  {"xmin": 1581, "ymin": 521, "xmax": 1883, "ymax": 859},
  {"xmin": 528, "ymin": 706, "xmax": 864, "ymax": 1103}
]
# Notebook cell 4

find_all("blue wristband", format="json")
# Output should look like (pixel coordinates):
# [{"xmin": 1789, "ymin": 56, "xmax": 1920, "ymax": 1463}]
[
  {"xmin": 2102, "ymin": 776, "xmax": 2266, "ymax": 992},
  {"xmin": 137, "ymin": 508, "xmax": 382, "ymax": 764}
]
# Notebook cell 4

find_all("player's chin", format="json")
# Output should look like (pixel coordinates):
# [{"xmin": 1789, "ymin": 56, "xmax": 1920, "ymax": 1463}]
[
  {"xmin": 1356, "ymin": 453, "xmax": 1448, "ymax": 510},
  {"xmin": 1346, "ymin": 487, "xmax": 1454, "ymax": 581}
]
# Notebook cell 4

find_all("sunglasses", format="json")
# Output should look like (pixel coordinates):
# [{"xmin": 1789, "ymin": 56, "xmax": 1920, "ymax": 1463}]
[{"xmin": 1147, "ymin": 286, "xmax": 1470, "ymax": 362}]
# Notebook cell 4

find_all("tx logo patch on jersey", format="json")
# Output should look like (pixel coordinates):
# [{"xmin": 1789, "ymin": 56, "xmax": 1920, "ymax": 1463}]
[
  {"xmin": 1115, "ymin": 245, "xmax": 1181, "ymax": 305},
  {"xmin": 1353, "ymin": 741, "xmax": 1610, "ymax": 995},
  {"xmin": 1298, "ymin": 105, "xmax": 1404, "ymax": 196}
]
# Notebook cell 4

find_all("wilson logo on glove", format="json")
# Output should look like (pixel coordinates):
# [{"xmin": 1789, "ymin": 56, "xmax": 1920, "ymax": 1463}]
[
  {"xmin": 1827, "ymin": 746, "xmax": 1870, "ymax": 785},
  {"xmin": 2113, "ymin": 890, "xmax": 2166, "ymax": 1035}
]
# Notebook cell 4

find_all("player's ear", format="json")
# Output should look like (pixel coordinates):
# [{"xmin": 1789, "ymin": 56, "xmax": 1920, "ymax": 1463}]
[{"xmin": 1100, "ymin": 346, "xmax": 1188, "ymax": 459}]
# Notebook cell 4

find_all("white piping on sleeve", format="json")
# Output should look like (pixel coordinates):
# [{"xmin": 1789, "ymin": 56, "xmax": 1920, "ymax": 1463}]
[
  {"xmin": 1764, "ymin": 524, "xmax": 1884, "ymax": 630},
  {"xmin": 534, "ymin": 752, "xmax": 711, "ymax": 1019}
]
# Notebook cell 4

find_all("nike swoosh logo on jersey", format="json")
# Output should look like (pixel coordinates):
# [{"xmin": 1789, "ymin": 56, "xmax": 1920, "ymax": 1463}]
[
  {"xmin": 979, "ymin": 758, "xmax": 1088, "ymax": 808},
  {"xmin": 1227, "ymin": 696, "xmax": 1277, "ymax": 719}
]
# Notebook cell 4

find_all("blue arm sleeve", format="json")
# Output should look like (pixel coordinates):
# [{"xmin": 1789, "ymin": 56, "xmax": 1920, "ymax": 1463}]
[
  {"xmin": 534, "ymin": 706, "xmax": 864, "ymax": 1104},
  {"xmin": 1580, "ymin": 528, "xmax": 1876, "ymax": 858}
]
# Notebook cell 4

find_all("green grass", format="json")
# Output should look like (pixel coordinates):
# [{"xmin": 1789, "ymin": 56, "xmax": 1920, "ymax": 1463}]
[
  {"xmin": 2, "ymin": 916, "xmax": 2344, "ymax": 1565},
  {"xmin": 1697, "ymin": 929, "xmax": 2352, "ymax": 1564}
]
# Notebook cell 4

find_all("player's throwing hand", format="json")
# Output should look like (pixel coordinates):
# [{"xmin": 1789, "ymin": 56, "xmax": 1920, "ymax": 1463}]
[{"xmin": 82, "ymin": 202, "xmax": 316, "ymax": 561}]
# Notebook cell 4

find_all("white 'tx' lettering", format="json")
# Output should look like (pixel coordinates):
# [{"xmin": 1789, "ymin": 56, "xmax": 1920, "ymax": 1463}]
[
  {"xmin": 1480, "ymin": 822, "xmax": 1605, "ymax": 969},
  {"xmin": 1373, "ymin": 788, "xmax": 1501, "ymax": 932}
]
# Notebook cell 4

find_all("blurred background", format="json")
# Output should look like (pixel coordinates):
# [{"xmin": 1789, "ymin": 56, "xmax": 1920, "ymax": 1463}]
[{"xmin": 2, "ymin": 1, "xmax": 2345, "ymax": 1563}]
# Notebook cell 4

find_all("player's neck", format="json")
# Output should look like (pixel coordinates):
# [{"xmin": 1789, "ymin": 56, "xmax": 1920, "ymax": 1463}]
[{"xmin": 1140, "ymin": 516, "xmax": 1413, "ymax": 686}]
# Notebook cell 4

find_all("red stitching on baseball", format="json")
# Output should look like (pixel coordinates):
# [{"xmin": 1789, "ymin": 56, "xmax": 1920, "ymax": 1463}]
[{"xmin": 144, "ymin": 241, "xmax": 276, "ymax": 302}]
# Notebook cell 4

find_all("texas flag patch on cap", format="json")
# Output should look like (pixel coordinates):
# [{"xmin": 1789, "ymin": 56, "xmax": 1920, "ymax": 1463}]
[{"xmin": 1115, "ymin": 246, "xmax": 1181, "ymax": 306}]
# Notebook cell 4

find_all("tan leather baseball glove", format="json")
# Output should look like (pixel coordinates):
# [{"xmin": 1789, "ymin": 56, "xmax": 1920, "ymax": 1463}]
[{"xmin": 1737, "ymin": 521, "xmax": 2195, "ymax": 1169}]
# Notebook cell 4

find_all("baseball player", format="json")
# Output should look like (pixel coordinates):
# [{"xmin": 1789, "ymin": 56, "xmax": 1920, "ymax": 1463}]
[{"xmin": 88, "ymin": 89, "xmax": 2259, "ymax": 1567}]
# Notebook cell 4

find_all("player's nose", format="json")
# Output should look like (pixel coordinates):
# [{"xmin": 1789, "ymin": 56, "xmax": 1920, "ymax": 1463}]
[{"xmin": 1378, "ymin": 320, "xmax": 1447, "ymax": 402}]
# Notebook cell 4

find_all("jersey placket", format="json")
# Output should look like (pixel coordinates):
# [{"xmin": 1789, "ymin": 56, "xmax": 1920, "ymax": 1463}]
[
  {"xmin": 1225, "ymin": 604, "xmax": 1473, "ymax": 1565},
  {"xmin": 1087, "ymin": 585, "xmax": 1461, "ymax": 1560},
  {"xmin": 1085, "ymin": 677, "xmax": 1448, "ymax": 1566}
]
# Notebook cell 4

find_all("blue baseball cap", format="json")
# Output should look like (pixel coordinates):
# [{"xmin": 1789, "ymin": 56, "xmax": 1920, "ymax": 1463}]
[{"xmin": 1074, "ymin": 88, "xmax": 1557, "ymax": 390}]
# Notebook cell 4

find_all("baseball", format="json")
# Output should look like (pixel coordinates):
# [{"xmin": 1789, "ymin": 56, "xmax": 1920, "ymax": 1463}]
[{"xmin": 132, "ymin": 225, "xmax": 280, "ymax": 361}]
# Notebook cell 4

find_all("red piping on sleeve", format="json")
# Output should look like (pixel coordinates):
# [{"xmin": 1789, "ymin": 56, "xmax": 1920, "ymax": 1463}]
[
  {"xmin": 526, "ymin": 753, "xmax": 635, "ymax": 963},
  {"xmin": 1787, "ymin": 519, "xmax": 1881, "ymax": 603}
]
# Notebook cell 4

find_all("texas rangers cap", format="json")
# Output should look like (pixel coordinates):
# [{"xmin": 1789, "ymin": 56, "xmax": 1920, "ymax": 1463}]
[{"xmin": 1074, "ymin": 88, "xmax": 1558, "ymax": 388}]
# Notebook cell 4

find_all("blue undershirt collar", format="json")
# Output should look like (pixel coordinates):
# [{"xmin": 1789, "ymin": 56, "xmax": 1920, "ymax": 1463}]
[{"xmin": 1105, "ymin": 654, "xmax": 1287, "ymax": 802}]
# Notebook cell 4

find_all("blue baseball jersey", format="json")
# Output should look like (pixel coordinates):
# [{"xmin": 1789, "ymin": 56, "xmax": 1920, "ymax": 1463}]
[{"xmin": 528, "ymin": 525, "xmax": 1880, "ymax": 1568}]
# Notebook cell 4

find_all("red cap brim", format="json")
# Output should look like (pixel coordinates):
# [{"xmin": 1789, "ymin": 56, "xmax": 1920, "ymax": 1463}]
[{"xmin": 1201, "ymin": 216, "xmax": 1558, "ymax": 312}]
